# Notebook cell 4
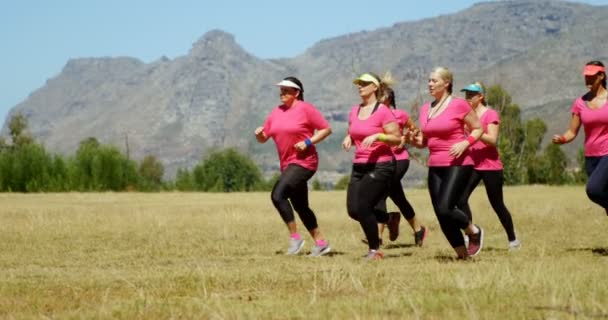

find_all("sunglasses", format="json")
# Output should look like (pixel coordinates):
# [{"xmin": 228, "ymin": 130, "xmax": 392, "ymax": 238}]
[
  {"xmin": 280, "ymin": 87, "xmax": 298, "ymax": 95},
  {"xmin": 356, "ymin": 81, "xmax": 375, "ymax": 87}
]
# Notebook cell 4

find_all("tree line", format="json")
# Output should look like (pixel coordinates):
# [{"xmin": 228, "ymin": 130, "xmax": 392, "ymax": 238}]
[{"xmin": 0, "ymin": 85, "xmax": 584, "ymax": 193}]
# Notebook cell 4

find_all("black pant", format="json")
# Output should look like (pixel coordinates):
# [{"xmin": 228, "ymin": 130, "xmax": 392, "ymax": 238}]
[
  {"xmin": 375, "ymin": 159, "xmax": 417, "ymax": 220},
  {"xmin": 347, "ymin": 161, "xmax": 394, "ymax": 250},
  {"xmin": 456, "ymin": 170, "xmax": 517, "ymax": 241},
  {"xmin": 585, "ymin": 155, "xmax": 608, "ymax": 213},
  {"xmin": 271, "ymin": 164, "xmax": 318, "ymax": 231},
  {"xmin": 428, "ymin": 166, "xmax": 473, "ymax": 248}
]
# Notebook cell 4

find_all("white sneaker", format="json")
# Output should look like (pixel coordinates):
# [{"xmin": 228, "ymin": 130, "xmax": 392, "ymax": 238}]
[
  {"xmin": 286, "ymin": 238, "xmax": 304, "ymax": 255},
  {"xmin": 309, "ymin": 241, "xmax": 331, "ymax": 257},
  {"xmin": 508, "ymin": 239, "xmax": 521, "ymax": 250}
]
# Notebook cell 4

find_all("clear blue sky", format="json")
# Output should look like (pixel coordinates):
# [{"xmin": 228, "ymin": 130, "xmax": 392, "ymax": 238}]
[{"xmin": 2, "ymin": 0, "xmax": 607, "ymax": 123}]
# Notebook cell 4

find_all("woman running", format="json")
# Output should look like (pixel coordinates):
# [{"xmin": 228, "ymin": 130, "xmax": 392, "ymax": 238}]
[
  {"xmin": 342, "ymin": 72, "xmax": 402, "ymax": 260},
  {"xmin": 456, "ymin": 82, "xmax": 520, "ymax": 250},
  {"xmin": 255, "ymin": 76, "xmax": 332, "ymax": 256},
  {"xmin": 553, "ymin": 61, "xmax": 608, "ymax": 216},
  {"xmin": 410, "ymin": 67, "xmax": 485, "ymax": 259},
  {"xmin": 376, "ymin": 84, "xmax": 428, "ymax": 246}
]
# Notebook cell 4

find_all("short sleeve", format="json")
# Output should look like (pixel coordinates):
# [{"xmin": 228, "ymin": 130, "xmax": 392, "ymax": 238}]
[
  {"xmin": 486, "ymin": 109, "xmax": 500, "ymax": 125},
  {"xmin": 571, "ymin": 97, "xmax": 583, "ymax": 116},
  {"xmin": 378, "ymin": 104, "xmax": 397, "ymax": 126},
  {"xmin": 305, "ymin": 103, "xmax": 329, "ymax": 130}
]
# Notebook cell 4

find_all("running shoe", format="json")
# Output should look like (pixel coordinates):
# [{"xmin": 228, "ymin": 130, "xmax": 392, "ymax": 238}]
[
  {"xmin": 365, "ymin": 250, "xmax": 384, "ymax": 260},
  {"xmin": 508, "ymin": 239, "xmax": 521, "ymax": 250},
  {"xmin": 309, "ymin": 241, "xmax": 331, "ymax": 257},
  {"xmin": 286, "ymin": 238, "xmax": 305, "ymax": 255},
  {"xmin": 414, "ymin": 226, "xmax": 428, "ymax": 247},
  {"xmin": 467, "ymin": 225, "xmax": 484, "ymax": 257}
]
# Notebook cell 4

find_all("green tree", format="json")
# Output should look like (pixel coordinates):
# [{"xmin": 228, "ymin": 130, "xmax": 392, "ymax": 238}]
[
  {"xmin": 193, "ymin": 148, "xmax": 263, "ymax": 192},
  {"xmin": 139, "ymin": 155, "xmax": 164, "ymax": 190},
  {"xmin": 529, "ymin": 144, "xmax": 569, "ymax": 185},
  {"xmin": 175, "ymin": 168, "xmax": 196, "ymax": 191},
  {"xmin": 574, "ymin": 147, "xmax": 587, "ymax": 184},
  {"xmin": 312, "ymin": 179, "xmax": 323, "ymax": 191},
  {"xmin": 71, "ymin": 138, "xmax": 138, "ymax": 191},
  {"xmin": 8, "ymin": 113, "xmax": 33, "ymax": 147},
  {"xmin": 334, "ymin": 175, "xmax": 350, "ymax": 190}
]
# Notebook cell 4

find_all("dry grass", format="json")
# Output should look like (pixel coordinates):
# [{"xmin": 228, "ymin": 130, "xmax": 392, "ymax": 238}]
[{"xmin": 0, "ymin": 186, "xmax": 606, "ymax": 319}]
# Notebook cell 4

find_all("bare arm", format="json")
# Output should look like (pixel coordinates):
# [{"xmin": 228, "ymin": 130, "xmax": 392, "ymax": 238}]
[
  {"xmin": 480, "ymin": 123, "xmax": 499, "ymax": 147},
  {"xmin": 361, "ymin": 121, "xmax": 402, "ymax": 148},
  {"xmin": 254, "ymin": 126, "xmax": 269, "ymax": 143},
  {"xmin": 294, "ymin": 127, "xmax": 333, "ymax": 151},
  {"xmin": 449, "ymin": 110, "xmax": 482, "ymax": 158},
  {"xmin": 552, "ymin": 114, "xmax": 582, "ymax": 144}
]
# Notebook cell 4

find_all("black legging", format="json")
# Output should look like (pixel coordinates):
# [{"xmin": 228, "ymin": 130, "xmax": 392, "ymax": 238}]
[
  {"xmin": 347, "ymin": 161, "xmax": 394, "ymax": 250},
  {"xmin": 271, "ymin": 164, "xmax": 318, "ymax": 231},
  {"xmin": 375, "ymin": 159, "xmax": 417, "ymax": 220},
  {"xmin": 428, "ymin": 166, "xmax": 473, "ymax": 248},
  {"xmin": 456, "ymin": 170, "xmax": 517, "ymax": 241},
  {"xmin": 585, "ymin": 155, "xmax": 608, "ymax": 213}
]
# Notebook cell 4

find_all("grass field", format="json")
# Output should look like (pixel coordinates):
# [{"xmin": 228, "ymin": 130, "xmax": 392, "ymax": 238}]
[{"xmin": 0, "ymin": 186, "xmax": 606, "ymax": 319}]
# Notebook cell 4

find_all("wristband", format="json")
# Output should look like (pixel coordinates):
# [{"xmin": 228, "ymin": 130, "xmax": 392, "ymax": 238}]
[
  {"xmin": 378, "ymin": 134, "xmax": 388, "ymax": 142},
  {"xmin": 466, "ymin": 135, "xmax": 476, "ymax": 145},
  {"xmin": 304, "ymin": 138, "xmax": 313, "ymax": 147},
  {"xmin": 558, "ymin": 136, "xmax": 566, "ymax": 144}
]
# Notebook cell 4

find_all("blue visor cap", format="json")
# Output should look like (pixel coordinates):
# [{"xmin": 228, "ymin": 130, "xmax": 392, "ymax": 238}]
[{"xmin": 460, "ymin": 84, "xmax": 484, "ymax": 94}]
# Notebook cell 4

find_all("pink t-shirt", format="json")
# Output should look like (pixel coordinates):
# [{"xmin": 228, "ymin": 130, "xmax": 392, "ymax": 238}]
[
  {"xmin": 263, "ymin": 100, "xmax": 329, "ymax": 171},
  {"xmin": 392, "ymin": 109, "xmax": 410, "ymax": 161},
  {"xmin": 571, "ymin": 96, "xmax": 608, "ymax": 157},
  {"xmin": 348, "ymin": 104, "xmax": 397, "ymax": 163},
  {"xmin": 469, "ymin": 108, "xmax": 503, "ymax": 170},
  {"xmin": 419, "ymin": 97, "xmax": 474, "ymax": 167}
]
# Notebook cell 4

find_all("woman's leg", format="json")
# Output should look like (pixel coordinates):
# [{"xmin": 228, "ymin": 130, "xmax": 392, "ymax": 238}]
[
  {"xmin": 585, "ymin": 156, "xmax": 608, "ymax": 213},
  {"xmin": 455, "ymin": 169, "xmax": 482, "ymax": 221},
  {"xmin": 347, "ymin": 163, "xmax": 394, "ymax": 251},
  {"xmin": 481, "ymin": 170, "xmax": 517, "ymax": 242}
]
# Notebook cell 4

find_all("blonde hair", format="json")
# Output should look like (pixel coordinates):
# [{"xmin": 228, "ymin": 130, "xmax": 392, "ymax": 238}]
[
  {"xmin": 431, "ymin": 67, "xmax": 453, "ymax": 94},
  {"xmin": 366, "ymin": 72, "xmax": 396, "ymax": 101},
  {"xmin": 474, "ymin": 81, "xmax": 487, "ymax": 105}
]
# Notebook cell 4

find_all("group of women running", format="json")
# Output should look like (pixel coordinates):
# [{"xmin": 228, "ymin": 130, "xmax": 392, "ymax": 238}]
[{"xmin": 254, "ymin": 60, "xmax": 608, "ymax": 260}]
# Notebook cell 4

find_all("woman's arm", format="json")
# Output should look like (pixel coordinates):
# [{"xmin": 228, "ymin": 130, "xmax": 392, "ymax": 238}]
[
  {"xmin": 480, "ymin": 123, "xmax": 499, "ymax": 146},
  {"xmin": 449, "ymin": 110, "xmax": 482, "ymax": 158},
  {"xmin": 254, "ymin": 126, "xmax": 269, "ymax": 143},
  {"xmin": 294, "ymin": 127, "xmax": 333, "ymax": 151},
  {"xmin": 361, "ymin": 121, "xmax": 402, "ymax": 148},
  {"xmin": 552, "ymin": 114, "xmax": 582, "ymax": 144}
]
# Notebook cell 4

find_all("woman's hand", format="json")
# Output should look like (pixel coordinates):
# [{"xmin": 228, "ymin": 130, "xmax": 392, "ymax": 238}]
[
  {"xmin": 254, "ymin": 126, "xmax": 268, "ymax": 143},
  {"xmin": 294, "ymin": 141, "xmax": 308, "ymax": 151},
  {"xmin": 449, "ymin": 140, "xmax": 470, "ymax": 158},
  {"xmin": 342, "ymin": 135, "xmax": 352, "ymax": 151},
  {"xmin": 552, "ymin": 134, "xmax": 567, "ymax": 144},
  {"xmin": 361, "ymin": 133, "xmax": 380, "ymax": 148}
]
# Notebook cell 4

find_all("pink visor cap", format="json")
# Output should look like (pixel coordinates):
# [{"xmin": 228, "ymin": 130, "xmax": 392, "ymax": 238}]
[{"xmin": 583, "ymin": 65, "xmax": 606, "ymax": 76}]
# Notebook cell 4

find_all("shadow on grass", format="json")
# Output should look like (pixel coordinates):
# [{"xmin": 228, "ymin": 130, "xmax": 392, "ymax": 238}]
[
  {"xmin": 383, "ymin": 252, "xmax": 413, "ymax": 258},
  {"xmin": 483, "ymin": 246, "xmax": 508, "ymax": 252},
  {"xmin": 433, "ymin": 254, "xmax": 474, "ymax": 263},
  {"xmin": 273, "ymin": 250, "xmax": 346, "ymax": 257},
  {"xmin": 384, "ymin": 243, "xmax": 416, "ymax": 249},
  {"xmin": 531, "ymin": 306, "xmax": 608, "ymax": 319},
  {"xmin": 566, "ymin": 247, "xmax": 608, "ymax": 256}
]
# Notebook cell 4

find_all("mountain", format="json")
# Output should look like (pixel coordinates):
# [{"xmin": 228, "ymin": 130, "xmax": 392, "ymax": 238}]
[{"xmin": 5, "ymin": 0, "xmax": 607, "ymax": 183}]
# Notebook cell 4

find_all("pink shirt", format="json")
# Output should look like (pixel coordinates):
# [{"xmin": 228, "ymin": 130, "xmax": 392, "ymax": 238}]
[
  {"xmin": 263, "ymin": 100, "xmax": 329, "ymax": 171},
  {"xmin": 571, "ymin": 96, "xmax": 608, "ymax": 157},
  {"xmin": 419, "ymin": 97, "xmax": 474, "ymax": 167},
  {"xmin": 469, "ymin": 108, "xmax": 503, "ymax": 170},
  {"xmin": 392, "ymin": 109, "xmax": 410, "ymax": 161},
  {"xmin": 348, "ymin": 104, "xmax": 397, "ymax": 163}
]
